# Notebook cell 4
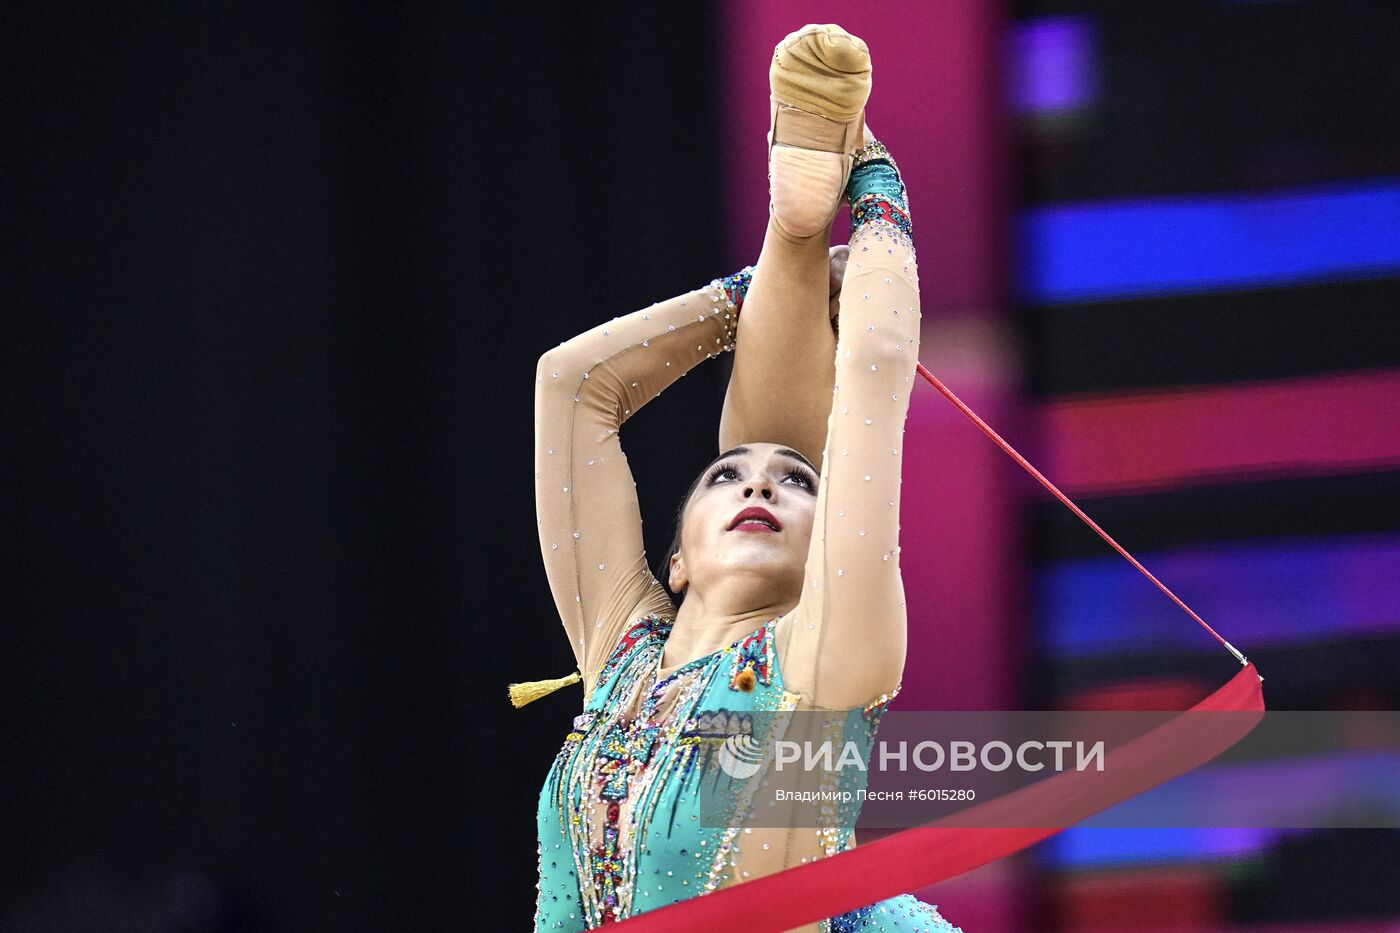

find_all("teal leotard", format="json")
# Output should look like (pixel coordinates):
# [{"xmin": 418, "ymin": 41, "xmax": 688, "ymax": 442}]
[{"xmin": 535, "ymin": 613, "xmax": 963, "ymax": 932}]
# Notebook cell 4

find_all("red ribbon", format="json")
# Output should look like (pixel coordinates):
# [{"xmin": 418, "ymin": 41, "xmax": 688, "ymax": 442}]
[
  {"xmin": 610, "ymin": 363, "xmax": 1267, "ymax": 931},
  {"xmin": 615, "ymin": 665, "xmax": 1262, "ymax": 932}
]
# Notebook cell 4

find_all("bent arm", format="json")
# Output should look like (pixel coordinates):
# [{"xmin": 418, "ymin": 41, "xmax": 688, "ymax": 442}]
[
  {"xmin": 534, "ymin": 284, "xmax": 737, "ymax": 698},
  {"xmin": 781, "ymin": 224, "xmax": 922, "ymax": 710}
]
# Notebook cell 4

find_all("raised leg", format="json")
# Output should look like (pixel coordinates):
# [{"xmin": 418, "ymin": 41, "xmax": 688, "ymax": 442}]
[
  {"xmin": 717, "ymin": 221, "xmax": 836, "ymax": 465},
  {"xmin": 717, "ymin": 24, "xmax": 871, "ymax": 466}
]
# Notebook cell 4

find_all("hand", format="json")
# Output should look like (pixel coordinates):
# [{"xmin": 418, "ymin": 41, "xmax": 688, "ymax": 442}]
[{"xmin": 828, "ymin": 244, "xmax": 850, "ymax": 323}]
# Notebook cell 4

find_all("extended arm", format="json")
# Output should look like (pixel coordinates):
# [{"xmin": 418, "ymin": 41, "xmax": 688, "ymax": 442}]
[
  {"xmin": 781, "ymin": 184, "xmax": 921, "ymax": 710},
  {"xmin": 534, "ymin": 284, "xmax": 737, "ymax": 698}
]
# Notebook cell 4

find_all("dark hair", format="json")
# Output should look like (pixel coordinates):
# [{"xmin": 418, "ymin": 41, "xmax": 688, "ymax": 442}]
[
  {"xmin": 656, "ymin": 456, "xmax": 714, "ymax": 603},
  {"xmin": 654, "ymin": 444, "xmax": 819, "ymax": 603}
]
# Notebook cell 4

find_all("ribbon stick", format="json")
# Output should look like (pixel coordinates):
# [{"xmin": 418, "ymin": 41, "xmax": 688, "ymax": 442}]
[
  {"xmin": 609, "ymin": 361, "xmax": 1268, "ymax": 930},
  {"xmin": 913, "ymin": 363, "xmax": 1258, "ymax": 677}
]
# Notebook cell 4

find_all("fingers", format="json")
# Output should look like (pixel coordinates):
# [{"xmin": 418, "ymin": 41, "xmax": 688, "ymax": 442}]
[{"xmin": 829, "ymin": 244, "xmax": 851, "ymax": 298}]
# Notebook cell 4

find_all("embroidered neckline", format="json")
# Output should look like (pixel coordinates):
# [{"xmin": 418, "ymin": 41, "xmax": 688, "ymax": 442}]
[{"xmin": 655, "ymin": 612, "xmax": 786, "ymax": 685}]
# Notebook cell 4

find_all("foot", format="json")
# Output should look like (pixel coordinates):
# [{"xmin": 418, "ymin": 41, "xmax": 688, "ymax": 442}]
[{"xmin": 768, "ymin": 24, "xmax": 872, "ymax": 239}]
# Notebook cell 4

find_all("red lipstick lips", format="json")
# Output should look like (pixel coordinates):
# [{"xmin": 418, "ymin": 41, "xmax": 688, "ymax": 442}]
[{"xmin": 728, "ymin": 507, "xmax": 782, "ymax": 532}]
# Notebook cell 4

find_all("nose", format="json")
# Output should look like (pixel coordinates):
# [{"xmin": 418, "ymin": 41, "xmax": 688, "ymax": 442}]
[{"xmin": 743, "ymin": 475, "xmax": 774, "ymax": 501}]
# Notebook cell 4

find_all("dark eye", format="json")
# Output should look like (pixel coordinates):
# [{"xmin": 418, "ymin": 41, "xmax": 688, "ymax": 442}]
[
  {"xmin": 783, "ymin": 469, "xmax": 816, "ymax": 490},
  {"xmin": 706, "ymin": 462, "xmax": 740, "ymax": 485}
]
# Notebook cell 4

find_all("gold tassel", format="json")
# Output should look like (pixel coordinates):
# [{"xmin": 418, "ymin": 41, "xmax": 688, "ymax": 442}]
[{"xmin": 508, "ymin": 670, "xmax": 582, "ymax": 708}]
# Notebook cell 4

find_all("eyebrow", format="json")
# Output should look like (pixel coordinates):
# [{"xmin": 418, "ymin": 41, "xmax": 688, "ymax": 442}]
[
  {"xmin": 776, "ymin": 448, "xmax": 818, "ymax": 473},
  {"xmin": 714, "ymin": 445, "xmax": 818, "ymax": 475}
]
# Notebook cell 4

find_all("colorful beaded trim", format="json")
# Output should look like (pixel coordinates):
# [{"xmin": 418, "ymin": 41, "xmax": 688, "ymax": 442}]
[
  {"xmin": 830, "ymin": 900, "xmax": 879, "ymax": 931},
  {"xmin": 708, "ymin": 265, "xmax": 754, "ymax": 341},
  {"xmin": 728, "ymin": 620, "xmax": 777, "ymax": 692},
  {"xmin": 848, "ymin": 137, "xmax": 912, "ymax": 242},
  {"xmin": 713, "ymin": 265, "xmax": 754, "ymax": 312},
  {"xmin": 852, "ymin": 138, "xmax": 901, "ymax": 174},
  {"xmin": 860, "ymin": 682, "xmax": 901, "ymax": 724},
  {"xmin": 594, "ymin": 614, "xmax": 673, "ymax": 690},
  {"xmin": 850, "ymin": 193, "xmax": 913, "ymax": 239}
]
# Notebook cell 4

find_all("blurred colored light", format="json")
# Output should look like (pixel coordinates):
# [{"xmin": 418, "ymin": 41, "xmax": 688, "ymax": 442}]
[
  {"xmin": 1018, "ymin": 181, "xmax": 1400, "ymax": 303},
  {"xmin": 1033, "ymin": 533, "xmax": 1400, "ymax": 658},
  {"xmin": 1007, "ymin": 15, "xmax": 1099, "ymax": 114},
  {"xmin": 1043, "ymin": 827, "xmax": 1284, "ymax": 868},
  {"xmin": 1039, "ymin": 369, "xmax": 1400, "ymax": 496}
]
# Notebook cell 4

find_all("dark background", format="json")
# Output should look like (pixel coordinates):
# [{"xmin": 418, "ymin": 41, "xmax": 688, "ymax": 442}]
[{"xmin": 8, "ymin": 4, "xmax": 722, "ymax": 930}]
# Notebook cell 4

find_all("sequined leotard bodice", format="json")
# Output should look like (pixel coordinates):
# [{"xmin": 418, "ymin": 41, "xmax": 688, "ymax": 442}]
[
  {"xmin": 535, "ymin": 613, "xmax": 961, "ymax": 932},
  {"xmin": 532, "ymin": 213, "xmax": 961, "ymax": 930}
]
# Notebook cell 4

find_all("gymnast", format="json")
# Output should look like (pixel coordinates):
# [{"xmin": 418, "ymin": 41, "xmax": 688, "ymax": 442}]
[{"xmin": 523, "ymin": 24, "xmax": 962, "ymax": 932}]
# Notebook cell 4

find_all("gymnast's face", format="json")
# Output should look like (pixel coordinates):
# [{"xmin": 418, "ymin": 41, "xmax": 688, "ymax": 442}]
[{"xmin": 667, "ymin": 443, "xmax": 819, "ymax": 602}]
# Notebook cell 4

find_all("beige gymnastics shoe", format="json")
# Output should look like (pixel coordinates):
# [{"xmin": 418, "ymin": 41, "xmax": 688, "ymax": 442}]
[{"xmin": 768, "ymin": 24, "xmax": 872, "ymax": 239}]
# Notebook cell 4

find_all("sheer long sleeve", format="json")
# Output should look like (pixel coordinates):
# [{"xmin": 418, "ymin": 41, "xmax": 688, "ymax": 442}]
[
  {"xmin": 780, "ymin": 222, "xmax": 921, "ymax": 711},
  {"xmin": 534, "ymin": 284, "xmax": 737, "ymax": 700}
]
